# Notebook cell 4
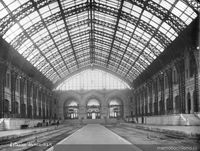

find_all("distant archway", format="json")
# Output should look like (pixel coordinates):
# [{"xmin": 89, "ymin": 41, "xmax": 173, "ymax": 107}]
[
  {"xmin": 193, "ymin": 91, "xmax": 198, "ymax": 112},
  {"xmin": 187, "ymin": 92, "xmax": 191, "ymax": 114},
  {"xmin": 64, "ymin": 100, "xmax": 79, "ymax": 119},
  {"xmin": 108, "ymin": 98, "xmax": 123, "ymax": 119},
  {"xmin": 86, "ymin": 98, "xmax": 101, "ymax": 119}
]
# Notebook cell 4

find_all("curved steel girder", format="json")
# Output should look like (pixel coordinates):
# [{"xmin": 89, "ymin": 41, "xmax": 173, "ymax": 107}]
[
  {"xmin": 69, "ymin": 19, "xmax": 162, "ymax": 55},
  {"xmin": 30, "ymin": 35, "xmax": 150, "ymax": 76},
  {"xmin": 43, "ymin": 44, "xmax": 145, "ymax": 77},
  {"xmin": 23, "ymin": 26, "xmax": 154, "ymax": 66},
  {"xmin": 72, "ymin": 44, "xmax": 147, "ymax": 69},
  {"xmin": 53, "ymin": 64, "xmax": 133, "ymax": 89},
  {"xmin": 11, "ymin": 6, "xmax": 170, "ymax": 52},
  {"xmin": 1, "ymin": 0, "xmax": 187, "ymax": 37},
  {"xmin": 43, "ymin": 43, "xmax": 143, "ymax": 82},
  {"xmin": 124, "ymin": 0, "xmax": 186, "ymax": 32},
  {"xmin": 95, "ymin": 1, "xmax": 184, "ymax": 35},
  {"xmin": 27, "ymin": 24, "xmax": 156, "ymax": 65},
  {"xmin": 11, "ymin": 8, "xmax": 89, "ymax": 49},
  {"xmin": 0, "ymin": 0, "xmax": 88, "ymax": 35},
  {"xmin": 181, "ymin": 0, "xmax": 200, "ymax": 12},
  {"xmin": 94, "ymin": 57, "xmax": 141, "ymax": 77},
  {"xmin": 12, "ymin": 14, "xmax": 164, "ymax": 59}
]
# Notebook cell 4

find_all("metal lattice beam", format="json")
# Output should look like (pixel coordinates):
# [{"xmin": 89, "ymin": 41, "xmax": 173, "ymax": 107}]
[
  {"xmin": 30, "ymin": 0, "xmax": 70, "ymax": 73},
  {"xmin": 125, "ymin": 0, "xmax": 179, "ymax": 77},
  {"xmin": 106, "ymin": 0, "xmax": 124, "ymax": 67},
  {"xmin": 0, "ymin": 1, "xmax": 62, "ymax": 78},
  {"xmin": 57, "ymin": 0, "xmax": 80, "ymax": 68}
]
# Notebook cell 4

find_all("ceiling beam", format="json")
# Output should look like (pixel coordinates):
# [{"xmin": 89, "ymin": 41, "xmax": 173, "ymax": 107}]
[
  {"xmin": 89, "ymin": 0, "xmax": 95, "ymax": 64},
  {"xmin": 53, "ymin": 64, "xmax": 132, "ymax": 89},
  {"xmin": 57, "ymin": 0, "xmax": 79, "ymax": 68},
  {"xmin": 116, "ymin": 0, "xmax": 149, "ymax": 73},
  {"xmin": 30, "ymin": 0, "xmax": 70, "ymax": 74},
  {"xmin": 125, "ymin": 0, "xmax": 178, "ymax": 77},
  {"xmin": 0, "ymin": 1, "xmax": 62, "ymax": 79},
  {"xmin": 106, "ymin": 0, "xmax": 124, "ymax": 67}
]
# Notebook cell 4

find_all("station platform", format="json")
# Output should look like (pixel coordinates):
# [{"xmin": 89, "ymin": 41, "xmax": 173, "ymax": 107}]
[
  {"xmin": 0, "ymin": 125, "xmax": 62, "ymax": 141},
  {"xmin": 50, "ymin": 124, "xmax": 142, "ymax": 151},
  {"xmin": 121, "ymin": 123, "xmax": 200, "ymax": 138}
]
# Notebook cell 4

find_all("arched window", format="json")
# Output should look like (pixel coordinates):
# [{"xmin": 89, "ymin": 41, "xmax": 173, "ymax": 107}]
[
  {"xmin": 189, "ymin": 52, "xmax": 196, "ymax": 77},
  {"xmin": 173, "ymin": 68, "xmax": 178, "ymax": 85},
  {"xmin": 108, "ymin": 99, "xmax": 123, "ymax": 119},
  {"xmin": 87, "ymin": 99, "xmax": 101, "ymax": 119},
  {"xmin": 164, "ymin": 73, "xmax": 168, "ymax": 89},
  {"xmin": 64, "ymin": 101, "xmax": 79, "ymax": 119},
  {"xmin": 55, "ymin": 69, "xmax": 130, "ymax": 90},
  {"xmin": 6, "ymin": 72, "xmax": 10, "ymax": 88}
]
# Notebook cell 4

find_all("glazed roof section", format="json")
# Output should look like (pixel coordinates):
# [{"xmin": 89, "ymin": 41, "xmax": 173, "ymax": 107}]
[{"xmin": 0, "ymin": 0, "xmax": 199, "ymax": 87}]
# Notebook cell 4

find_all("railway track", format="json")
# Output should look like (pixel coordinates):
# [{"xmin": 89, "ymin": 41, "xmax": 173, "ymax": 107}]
[{"xmin": 0, "ymin": 125, "xmax": 82, "ymax": 151}]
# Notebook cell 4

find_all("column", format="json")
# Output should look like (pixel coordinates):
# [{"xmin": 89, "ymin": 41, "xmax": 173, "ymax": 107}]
[
  {"xmin": 27, "ymin": 80, "xmax": 32, "ymax": 118},
  {"xmin": 148, "ymin": 81, "xmax": 153, "ymax": 116},
  {"xmin": 158, "ymin": 73, "xmax": 165, "ymax": 115},
  {"xmin": 175, "ymin": 58, "xmax": 186, "ymax": 113},
  {"xmin": 11, "ymin": 69, "xmax": 18, "ymax": 117},
  {"xmin": 154, "ymin": 79, "xmax": 158, "ymax": 115},
  {"xmin": 144, "ymin": 87, "xmax": 148, "ymax": 116},
  {"xmin": 166, "ymin": 68, "xmax": 173, "ymax": 114},
  {"xmin": 36, "ymin": 86, "xmax": 39, "ymax": 118},
  {"xmin": 20, "ymin": 77, "xmax": 25, "ymax": 118},
  {"xmin": 0, "ymin": 62, "xmax": 7, "ymax": 118},
  {"xmin": 32, "ymin": 84, "xmax": 37, "ymax": 118},
  {"xmin": 134, "ymin": 92, "xmax": 137, "ymax": 121},
  {"xmin": 193, "ymin": 48, "xmax": 200, "ymax": 112}
]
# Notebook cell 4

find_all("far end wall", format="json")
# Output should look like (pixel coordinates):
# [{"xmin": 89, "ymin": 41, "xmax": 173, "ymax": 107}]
[{"xmin": 55, "ymin": 89, "xmax": 133, "ymax": 120}]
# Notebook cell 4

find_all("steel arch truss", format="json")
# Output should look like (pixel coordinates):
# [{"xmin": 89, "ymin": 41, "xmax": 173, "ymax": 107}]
[{"xmin": 0, "ymin": 0, "xmax": 198, "ymax": 85}]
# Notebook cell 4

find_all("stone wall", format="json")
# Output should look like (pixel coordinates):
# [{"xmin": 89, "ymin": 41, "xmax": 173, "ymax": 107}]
[{"xmin": 55, "ymin": 89, "xmax": 133, "ymax": 120}]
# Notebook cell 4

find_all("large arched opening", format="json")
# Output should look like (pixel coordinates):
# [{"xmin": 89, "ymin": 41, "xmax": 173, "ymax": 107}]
[
  {"xmin": 187, "ymin": 92, "xmax": 191, "ymax": 114},
  {"xmin": 64, "ymin": 100, "xmax": 79, "ymax": 119},
  {"xmin": 86, "ymin": 99, "xmax": 101, "ymax": 119},
  {"xmin": 108, "ymin": 98, "xmax": 123, "ymax": 119}
]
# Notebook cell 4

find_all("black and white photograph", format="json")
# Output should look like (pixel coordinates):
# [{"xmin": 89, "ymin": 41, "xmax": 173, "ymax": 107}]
[{"xmin": 0, "ymin": 0, "xmax": 199, "ymax": 151}]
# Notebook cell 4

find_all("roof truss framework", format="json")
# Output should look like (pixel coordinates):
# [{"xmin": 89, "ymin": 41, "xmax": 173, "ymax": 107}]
[{"xmin": 0, "ymin": 0, "xmax": 198, "ymax": 86}]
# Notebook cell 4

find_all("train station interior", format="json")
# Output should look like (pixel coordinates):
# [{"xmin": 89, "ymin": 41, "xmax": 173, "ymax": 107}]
[{"xmin": 0, "ymin": 0, "xmax": 199, "ymax": 151}]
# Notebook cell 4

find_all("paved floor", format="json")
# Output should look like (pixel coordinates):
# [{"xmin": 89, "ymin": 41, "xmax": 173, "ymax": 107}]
[
  {"xmin": 52, "ymin": 124, "xmax": 142, "ymax": 151},
  {"xmin": 0, "ymin": 125, "xmax": 60, "ymax": 138},
  {"xmin": 122, "ymin": 123, "xmax": 200, "ymax": 135},
  {"xmin": 58, "ymin": 124, "xmax": 131, "ymax": 144}
]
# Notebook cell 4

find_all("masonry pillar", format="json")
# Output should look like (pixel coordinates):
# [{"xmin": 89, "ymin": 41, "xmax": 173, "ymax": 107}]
[
  {"xmin": 11, "ymin": 69, "xmax": 18, "ymax": 117},
  {"xmin": 0, "ymin": 61, "xmax": 7, "ymax": 118},
  {"xmin": 154, "ymin": 79, "xmax": 158, "ymax": 115},
  {"xmin": 19, "ymin": 77, "xmax": 25, "ymax": 117},
  {"xmin": 175, "ymin": 58, "xmax": 186, "ymax": 113},
  {"xmin": 27, "ymin": 80, "xmax": 32, "ymax": 118},
  {"xmin": 166, "ymin": 68, "xmax": 173, "ymax": 114},
  {"xmin": 158, "ymin": 72, "xmax": 165, "ymax": 115},
  {"xmin": 32, "ymin": 84, "xmax": 37, "ymax": 119}
]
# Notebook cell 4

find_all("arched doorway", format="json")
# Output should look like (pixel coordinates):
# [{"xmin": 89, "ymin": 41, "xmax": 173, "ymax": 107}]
[
  {"xmin": 187, "ymin": 92, "xmax": 191, "ymax": 114},
  {"xmin": 108, "ymin": 99, "xmax": 123, "ymax": 119},
  {"xmin": 193, "ymin": 91, "xmax": 198, "ymax": 112},
  {"xmin": 64, "ymin": 100, "xmax": 79, "ymax": 119},
  {"xmin": 87, "ymin": 99, "xmax": 101, "ymax": 119}
]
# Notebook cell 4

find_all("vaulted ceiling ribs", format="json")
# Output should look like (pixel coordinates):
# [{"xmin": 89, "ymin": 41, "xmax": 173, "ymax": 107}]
[{"xmin": 0, "ymin": 0, "xmax": 198, "ymax": 85}]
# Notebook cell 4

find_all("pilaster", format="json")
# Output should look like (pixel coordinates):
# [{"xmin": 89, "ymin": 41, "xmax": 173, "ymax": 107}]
[
  {"xmin": 11, "ymin": 69, "xmax": 18, "ymax": 117},
  {"xmin": 0, "ymin": 61, "xmax": 7, "ymax": 118}
]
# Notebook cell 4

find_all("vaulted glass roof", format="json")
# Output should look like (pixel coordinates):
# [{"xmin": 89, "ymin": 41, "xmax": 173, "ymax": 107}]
[
  {"xmin": 55, "ymin": 69, "xmax": 130, "ymax": 90},
  {"xmin": 0, "ymin": 0, "xmax": 199, "ymax": 86}
]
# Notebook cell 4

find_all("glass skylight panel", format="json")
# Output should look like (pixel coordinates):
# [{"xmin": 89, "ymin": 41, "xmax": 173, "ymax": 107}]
[
  {"xmin": 160, "ymin": 0, "xmax": 172, "ymax": 10},
  {"xmin": 0, "ymin": 5, "xmax": 8, "ymax": 19},
  {"xmin": 8, "ymin": 0, "xmax": 20, "ymax": 11},
  {"xmin": 3, "ymin": 23, "xmax": 22, "ymax": 43}
]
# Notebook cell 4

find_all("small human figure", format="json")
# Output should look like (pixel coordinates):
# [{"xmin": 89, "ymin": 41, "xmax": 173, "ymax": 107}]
[{"xmin": 56, "ymin": 120, "xmax": 59, "ymax": 127}]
